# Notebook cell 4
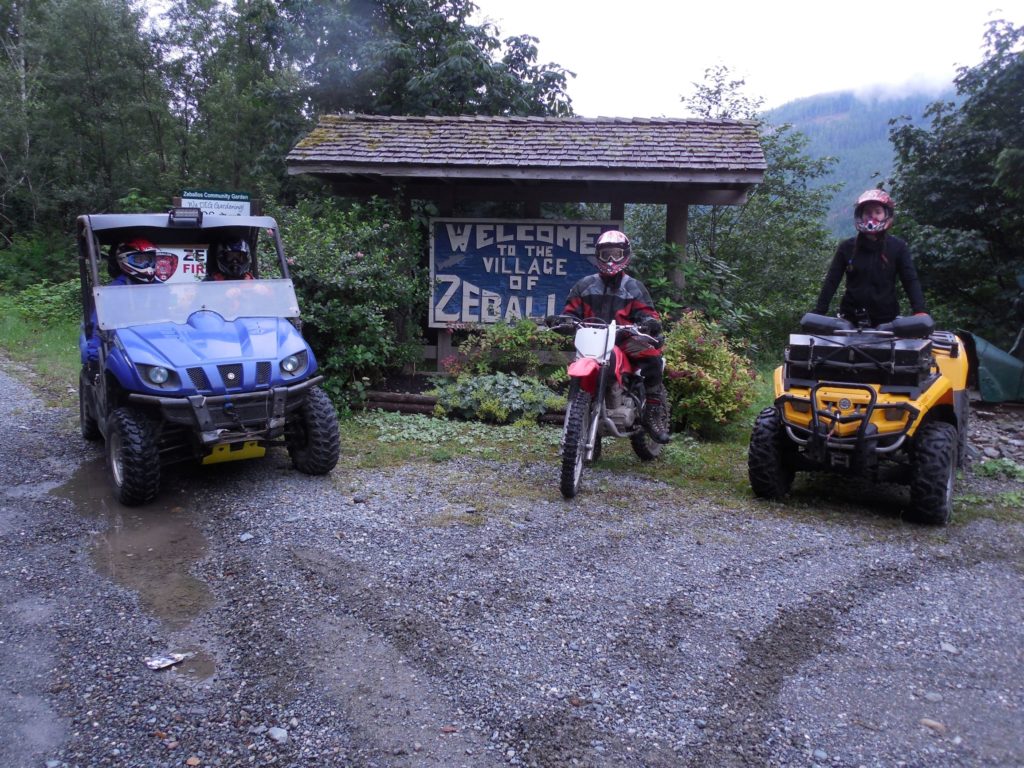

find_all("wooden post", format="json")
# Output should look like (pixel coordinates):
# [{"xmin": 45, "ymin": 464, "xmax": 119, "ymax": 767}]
[
  {"xmin": 610, "ymin": 202, "xmax": 625, "ymax": 223},
  {"xmin": 666, "ymin": 202, "xmax": 689, "ymax": 301}
]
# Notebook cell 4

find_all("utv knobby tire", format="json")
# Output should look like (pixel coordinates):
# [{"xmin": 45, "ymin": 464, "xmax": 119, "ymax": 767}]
[
  {"xmin": 286, "ymin": 386, "xmax": 340, "ymax": 475},
  {"xmin": 560, "ymin": 389, "xmax": 592, "ymax": 498},
  {"xmin": 106, "ymin": 407, "xmax": 160, "ymax": 506},
  {"xmin": 79, "ymin": 369, "xmax": 100, "ymax": 442},
  {"xmin": 907, "ymin": 421, "xmax": 957, "ymax": 525},
  {"xmin": 630, "ymin": 430, "xmax": 663, "ymax": 462},
  {"xmin": 748, "ymin": 406, "xmax": 796, "ymax": 500}
]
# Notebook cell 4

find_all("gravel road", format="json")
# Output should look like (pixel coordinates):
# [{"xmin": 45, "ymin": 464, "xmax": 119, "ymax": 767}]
[{"xmin": 1, "ymin": 356, "xmax": 1022, "ymax": 768}]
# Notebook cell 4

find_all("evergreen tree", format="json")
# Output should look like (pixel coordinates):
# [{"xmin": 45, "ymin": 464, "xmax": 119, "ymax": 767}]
[{"xmin": 891, "ymin": 20, "xmax": 1024, "ymax": 346}]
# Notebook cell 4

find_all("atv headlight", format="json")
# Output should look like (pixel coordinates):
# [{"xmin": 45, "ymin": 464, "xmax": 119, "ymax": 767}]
[{"xmin": 147, "ymin": 365, "xmax": 170, "ymax": 385}]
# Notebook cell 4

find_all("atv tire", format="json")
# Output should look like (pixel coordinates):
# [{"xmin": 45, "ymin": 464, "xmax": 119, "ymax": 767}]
[
  {"xmin": 106, "ymin": 407, "xmax": 160, "ymax": 506},
  {"xmin": 748, "ymin": 406, "xmax": 796, "ymax": 500},
  {"xmin": 907, "ymin": 421, "xmax": 957, "ymax": 525},
  {"xmin": 79, "ymin": 369, "xmax": 100, "ymax": 442},
  {"xmin": 285, "ymin": 386, "xmax": 340, "ymax": 475},
  {"xmin": 560, "ymin": 388, "xmax": 592, "ymax": 498}
]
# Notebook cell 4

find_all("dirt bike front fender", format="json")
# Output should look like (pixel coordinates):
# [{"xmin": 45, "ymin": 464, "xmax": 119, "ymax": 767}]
[{"xmin": 568, "ymin": 357, "xmax": 601, "ymax": 395}]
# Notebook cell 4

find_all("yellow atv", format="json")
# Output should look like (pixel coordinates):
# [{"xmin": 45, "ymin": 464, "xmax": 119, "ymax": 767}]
[{"xmin": 748, "ymin": 313, "xmax": 970, "ymax": 524}]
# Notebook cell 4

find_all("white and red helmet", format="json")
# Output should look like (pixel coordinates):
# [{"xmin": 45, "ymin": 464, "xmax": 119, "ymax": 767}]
[
  {"xmin": 594, "ymin": 230, "xmax": 632, "ymax": 276},
  {"xmin": 115, "ymin": 238, "xmax": 159, "ymax": 282},
  {"xmin": 854, "ymin": 189, "xmax": 895, "ymax": 234}
]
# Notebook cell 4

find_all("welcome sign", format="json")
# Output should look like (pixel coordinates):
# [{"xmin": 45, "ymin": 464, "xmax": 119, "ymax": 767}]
[{"xmin": 429, "ymin": 219, "xmax": 621, "ymax": 327}]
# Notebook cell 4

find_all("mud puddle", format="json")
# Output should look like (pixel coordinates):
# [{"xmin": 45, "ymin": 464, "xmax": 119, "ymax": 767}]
[{"xmin": 54, "ymin": 456, "xmax": 216, "ymax": 679}]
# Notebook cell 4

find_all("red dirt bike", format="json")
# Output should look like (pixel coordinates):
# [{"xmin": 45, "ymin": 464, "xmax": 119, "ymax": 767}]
[{"xmin": 549, "ymin": 316, "xmax": 664, "ymax": 498}]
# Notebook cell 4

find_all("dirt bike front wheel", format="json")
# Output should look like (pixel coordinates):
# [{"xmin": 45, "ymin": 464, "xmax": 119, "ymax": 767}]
[{"xmin": 560, "ymin": 388, "xmax": 592, "ymax": 498}]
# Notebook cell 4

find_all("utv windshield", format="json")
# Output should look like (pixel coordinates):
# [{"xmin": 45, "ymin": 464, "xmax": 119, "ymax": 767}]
[{"xmin": 94, "ymin": 279, "xmax": 301, "ymax": 330}]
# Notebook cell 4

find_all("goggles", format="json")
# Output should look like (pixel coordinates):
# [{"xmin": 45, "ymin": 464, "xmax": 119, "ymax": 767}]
[
  {"xmin": 597, "ymin": 247, "xmax": 627, "ymax": 264},
  {"xmin": 119, "ymin": 249, "xmax": 157, "ymax": 270},
  {"xmin": 223, "ymin": 250, "xmax": 249, "ymax": 265}
]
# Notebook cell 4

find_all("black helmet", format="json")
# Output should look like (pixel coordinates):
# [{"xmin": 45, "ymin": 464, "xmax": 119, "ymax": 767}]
[{"xmin": 217, "ymin": 239, "xmax": 251, "ymax": 278}]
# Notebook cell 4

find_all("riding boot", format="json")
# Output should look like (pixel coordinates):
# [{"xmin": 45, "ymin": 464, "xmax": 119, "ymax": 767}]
[{"xmin": 642, "ymin": 391, "xmax": 672, "ymax": 444}]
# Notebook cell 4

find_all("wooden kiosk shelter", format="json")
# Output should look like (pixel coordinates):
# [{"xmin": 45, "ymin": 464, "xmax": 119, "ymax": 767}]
[
  {"xmin": 285, "ymin": 114, "xmax": 765, "ymax": 365},
  {"xmin": 286, "ymin": 113, "xmax": 765, "ymax": 243}
]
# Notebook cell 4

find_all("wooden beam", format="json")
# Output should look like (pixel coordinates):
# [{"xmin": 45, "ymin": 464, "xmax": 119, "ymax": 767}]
[{"xmin": 666, "ymin": 203, "xmax": 689, "ymax": 299}]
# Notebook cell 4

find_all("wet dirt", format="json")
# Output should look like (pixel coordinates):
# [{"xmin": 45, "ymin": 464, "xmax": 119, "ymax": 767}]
[{"xmin": 53, "ymin": 456, "xmax": 216, "ymax": 680}]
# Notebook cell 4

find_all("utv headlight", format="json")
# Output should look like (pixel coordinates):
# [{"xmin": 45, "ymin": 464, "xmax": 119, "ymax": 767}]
[
  {"xmin": 146, "ymin": 365, "xmax": 170, "ymax": 385},
  {"xmin": 279, "ymin": 350, "xmax": 308, "ymax": 375}
]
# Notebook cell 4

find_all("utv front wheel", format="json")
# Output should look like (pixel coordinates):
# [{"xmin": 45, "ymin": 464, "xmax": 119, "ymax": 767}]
[
  {"xmin": 907, "ymin": 421, "xmax": 957, "ymax": 525},
  {"xmin": 106, "ymin": 407, "xmax": 160, "ymax": 506},
  {"xmin": 285, "ymin": 386, "xmax": 340, "ymax": 475},
  {"xmin": 748, "ymin": 407, "xmax": 796, "ymax": 500}
]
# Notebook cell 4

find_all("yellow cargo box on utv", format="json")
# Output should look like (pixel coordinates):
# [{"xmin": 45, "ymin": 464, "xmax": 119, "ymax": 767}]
[{"xmin": 748, "ymin": 313, "xmax": 970, "ymax": 525}]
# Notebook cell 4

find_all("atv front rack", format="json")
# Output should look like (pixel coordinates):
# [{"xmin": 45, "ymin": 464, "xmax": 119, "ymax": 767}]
[{"xmin": 777, "ymin": 381, "xmax": 921, "ymax": 464}]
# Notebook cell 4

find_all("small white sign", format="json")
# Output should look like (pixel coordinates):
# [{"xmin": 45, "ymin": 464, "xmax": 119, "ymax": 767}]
[{"xmin": 180, "ymin": 189, "xmax": 251, "ymax": 217}]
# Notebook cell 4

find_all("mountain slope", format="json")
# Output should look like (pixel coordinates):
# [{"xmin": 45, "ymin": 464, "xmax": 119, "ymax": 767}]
[{"xmin": 763, "ymin": 89, "xmax": 954, "ymax": 235}]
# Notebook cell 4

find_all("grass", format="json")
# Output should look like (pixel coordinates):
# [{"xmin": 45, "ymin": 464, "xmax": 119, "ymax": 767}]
[{"xmin": 0, "ymin": 295, "xmax": 80, "ymax": 405}]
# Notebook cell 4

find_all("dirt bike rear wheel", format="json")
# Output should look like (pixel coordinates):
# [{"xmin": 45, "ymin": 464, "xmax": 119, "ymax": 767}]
[
  {"xmin": 630, "ymin": 430, "xmax": 663, "ymax": 461},
  {"xmin": 560, "ymin": 388, "xmax": 592, "ymax": 498}
]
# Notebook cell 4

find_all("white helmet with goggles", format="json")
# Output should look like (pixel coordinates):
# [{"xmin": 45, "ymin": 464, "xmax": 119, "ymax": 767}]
[{"xmin": 594, "ymin": 230, "xmax": 631, "ymax": 276}]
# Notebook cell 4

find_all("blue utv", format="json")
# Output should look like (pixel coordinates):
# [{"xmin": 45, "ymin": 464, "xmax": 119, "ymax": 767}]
[{"xmin": 77, "ymin": 208, "xmax": 340, "ymax": 505}]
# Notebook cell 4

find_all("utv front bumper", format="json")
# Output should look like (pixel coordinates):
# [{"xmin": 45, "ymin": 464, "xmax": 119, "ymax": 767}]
[{"xmin": 129, "ymin": 376, "xmax": 323, "ymax": 445}]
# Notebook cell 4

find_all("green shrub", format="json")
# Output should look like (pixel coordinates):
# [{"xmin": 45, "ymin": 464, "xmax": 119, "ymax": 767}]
[
  {"xmin": 431, "ymin": 372, "xmax": 565, "ymax": 424},
  {"xmin": 272, "ymin": 198, "xmax": 427, "ymax": 399},
  {"xmin": 0, "ymin": 232, "xmax": 75, "ymax": 292},
  {"xmin": 453, "ymin": 319, "xmax": 570, "ymax": 378},
  {"xmin": 11, "ymin": 279, "xmax": 81, "ymax": 326},
  {"xmin": 661, "ymin": 309, "xmax": 759, "ymax": 435}
]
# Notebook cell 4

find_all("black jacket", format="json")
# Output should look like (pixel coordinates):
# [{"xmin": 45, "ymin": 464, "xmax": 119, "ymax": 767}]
[{"xmin": 814, "ymin": 233, "xmax": 926, "ymax": 325}]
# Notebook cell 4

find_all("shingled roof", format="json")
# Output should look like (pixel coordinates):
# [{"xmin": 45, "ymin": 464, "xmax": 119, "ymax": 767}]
[{"xmin": 286, "ymin": 114, "xmax": 766, "ymax": 205}]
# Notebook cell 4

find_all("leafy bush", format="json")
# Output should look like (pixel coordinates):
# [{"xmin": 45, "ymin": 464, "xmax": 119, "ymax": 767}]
[
  {"xmin": 273, "ymin": 198, "xmax": 427, "ymax": 401},
  {"xmin": 431, "ymin": 372, "xmax": 565, "ymax": 424},
  {"xmin": 661, "ymin": 309, "xmax": 759, "ymax": 435},
  {"xmin": 11, "ymin": 279, "xmax": 81, "ymax": 326},
  {"xmin": 453, "ymin": 319, "xmax": 570, "ymax": 378},
  {"xmin": 0, "ymin": 232, "xmax": 76, "ymax": 292}
]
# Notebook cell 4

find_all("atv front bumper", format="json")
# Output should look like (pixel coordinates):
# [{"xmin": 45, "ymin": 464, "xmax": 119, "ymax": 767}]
[
  {"xmin": 128, "ymin": 376, "xmax": 323, "ymax": 445},
  {"xmin": 778, "ymin": 381, "xmax": 921, "ymax": 465}
]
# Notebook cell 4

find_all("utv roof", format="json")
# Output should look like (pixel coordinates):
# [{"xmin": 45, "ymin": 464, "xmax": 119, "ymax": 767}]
[
  {"xmin": 78, "ymin": 213, "xmax": 279, "ymax": 249},
  {"xmin": 79, "ymin": 213, "xmax": 278, "ymax": 232}
]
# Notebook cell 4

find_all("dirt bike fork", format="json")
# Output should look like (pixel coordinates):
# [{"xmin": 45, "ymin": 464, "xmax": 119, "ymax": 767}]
[{"xmin": 585, "ymin": 363, "xmax": 611, "ymax": 457}]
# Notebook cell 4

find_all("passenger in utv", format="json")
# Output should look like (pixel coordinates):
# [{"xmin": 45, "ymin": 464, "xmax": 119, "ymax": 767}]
[
  {"xmin": 561, "ymin": 230, "xmax": 671, "ymax": 444},
  {"xmin": 208, "ymin": 239, "xmax": 254, "ymax": 281},
  {"xmin": 814, "ymin": 189, "xmax": 927, "ymax": 327}
]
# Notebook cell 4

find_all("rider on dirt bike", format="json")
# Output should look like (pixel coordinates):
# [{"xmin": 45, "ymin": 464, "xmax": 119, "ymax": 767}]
[{"xmin": 560, "ymin": 230, "xmax": 671, "ymax": 444}]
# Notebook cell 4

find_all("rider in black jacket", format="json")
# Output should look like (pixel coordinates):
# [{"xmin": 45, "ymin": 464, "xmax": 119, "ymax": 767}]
[
  {"xmin": 814, "ymin": 189, "xmax": 927, "ymax": 326},
  {"xmin": 562, "ymin": 230, "xmax": 671, "ymax": 444}
]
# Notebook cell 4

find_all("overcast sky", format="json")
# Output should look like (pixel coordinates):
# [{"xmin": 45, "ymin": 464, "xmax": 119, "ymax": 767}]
[{"xmin": 471, "ymin": 0, "xmax": 1024, "ymax": 116}]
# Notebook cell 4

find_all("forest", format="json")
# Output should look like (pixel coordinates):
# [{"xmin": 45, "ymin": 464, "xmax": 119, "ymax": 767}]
[{"xmin": 1, "ymin": 1, "xmax": 1021, "ymax": 401}]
